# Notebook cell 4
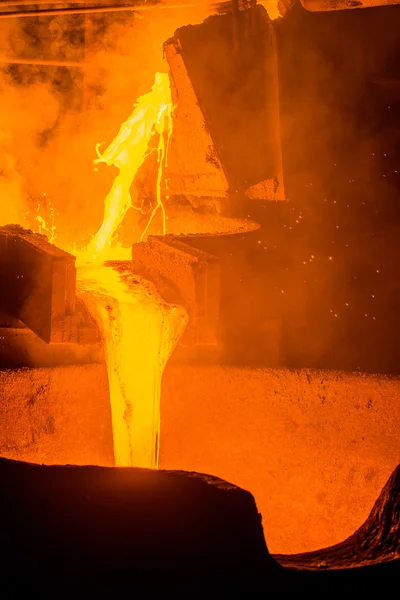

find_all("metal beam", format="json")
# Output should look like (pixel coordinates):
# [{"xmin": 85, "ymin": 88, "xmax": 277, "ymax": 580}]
[
  {"xmin": 0, "ymin": 2, "xmax": 201, "ymax": 19},
  {"xmin": 0, "ymin": 55, "xmax": 87, "ymax": 68}
]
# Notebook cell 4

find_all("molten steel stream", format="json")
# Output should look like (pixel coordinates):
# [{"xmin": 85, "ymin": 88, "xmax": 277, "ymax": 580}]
[
  {"xmin": 86, "ymin": 72, "xmax": 173, "ymax": 260},
  {"xmin": 77, "ymin": 262, "xmax": 187, "ymax": 468},
  {"xmin": 75, "ymin": 72, "xmax": 188, "ymax": 468}
]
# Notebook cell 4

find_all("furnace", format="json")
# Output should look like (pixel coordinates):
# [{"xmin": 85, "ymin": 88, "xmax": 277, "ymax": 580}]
[{"xmin": 0, "ymin": 0, "xmax": 399, "ymax": 575}]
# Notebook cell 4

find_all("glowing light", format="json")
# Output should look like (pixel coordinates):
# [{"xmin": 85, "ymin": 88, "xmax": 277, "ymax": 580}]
[
  {"xmin": 77, "ymin": 261, "xmax": 188, "ymax": 468},
  {"xmin": 76, "ymin": 73, "xmax": 187, "ymax": 469},
  {"xmin": 86, "ymin": 72, "xmax": 173, "ymax": 260}
]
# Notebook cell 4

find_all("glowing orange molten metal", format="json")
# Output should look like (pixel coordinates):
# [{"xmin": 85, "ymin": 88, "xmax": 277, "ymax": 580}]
[
  {"xmin": 87, "ymin": 72, "xmax": 173, "ymax": 259},
  {"xmin": 76, "ymin": 72, "xmax": 187, "ymax": 469},
  {"xmin": 77, "ymin": 264, "xmax": 187, "ymax": 468}
]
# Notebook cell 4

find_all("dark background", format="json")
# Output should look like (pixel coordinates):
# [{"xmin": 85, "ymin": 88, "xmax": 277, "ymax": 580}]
[{"xmin": 232, "ymin": 3, "xmax": 400, "ymax": 374}]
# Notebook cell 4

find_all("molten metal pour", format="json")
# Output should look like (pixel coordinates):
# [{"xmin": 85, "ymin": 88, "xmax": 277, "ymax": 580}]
[
  {"xmin": 76, "ymin": 72, "xmax": 187, "ymax": 468},
  {"xmin": 77, "ymin": 264, "xmax": 187, "ymax": 468},
  {"xmin": 86, "ymin": 72, "xmax": 173, "ymax": 260}
]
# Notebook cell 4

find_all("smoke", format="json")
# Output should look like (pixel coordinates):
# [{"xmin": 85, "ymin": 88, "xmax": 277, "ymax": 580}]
[
  {"xmin": 268, "ymin": 4, "xmax": 400, "ymax": 373},
  {"xmin": 0, "ymin": 2, "xmax": 213, "ymax": 249},
  {"xmin": 0, "ymin": 66, "xmax": 60, "ymax": 227}
]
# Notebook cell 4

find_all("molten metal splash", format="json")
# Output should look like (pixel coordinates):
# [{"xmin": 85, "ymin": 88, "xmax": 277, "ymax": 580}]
[
  {"xmin": 86, "ymin": 72, "xmax": 173, "ymax": 260},
  {"xmin": 76, "ymin": 72, "xmax": 186, "ymax": 469},
  {"xmin": 36, "ymin": 200, "xmax": 56, "ymax": 244}
]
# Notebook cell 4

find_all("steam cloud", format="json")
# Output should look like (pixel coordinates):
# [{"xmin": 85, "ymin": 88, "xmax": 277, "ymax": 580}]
[{"xmin": 0, "ymin": 2, "xmax": 213, "ymax": 250}]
